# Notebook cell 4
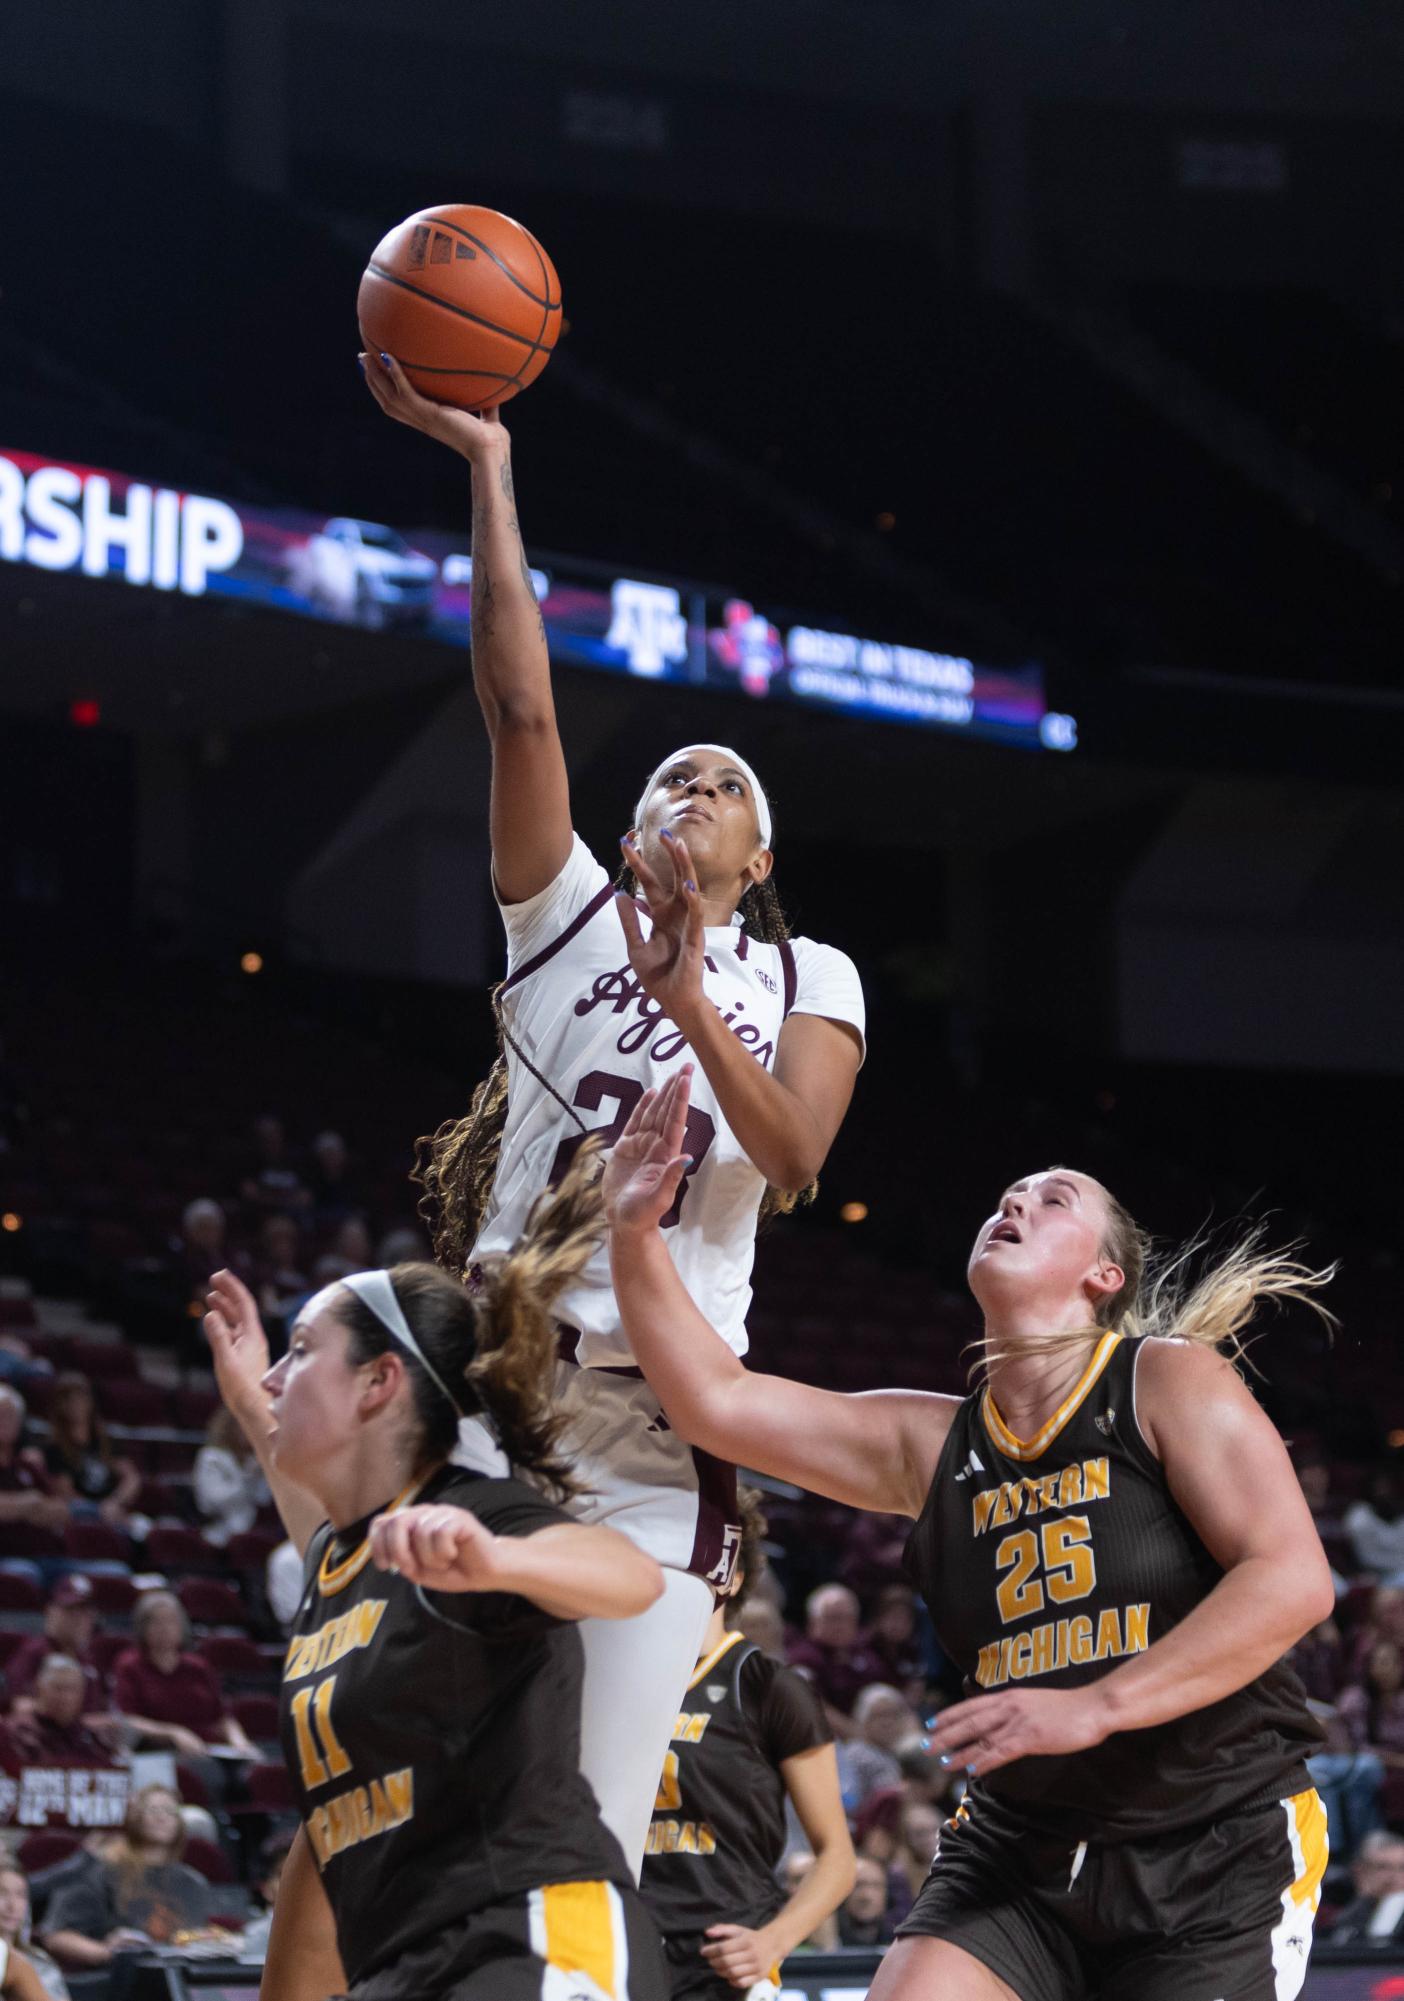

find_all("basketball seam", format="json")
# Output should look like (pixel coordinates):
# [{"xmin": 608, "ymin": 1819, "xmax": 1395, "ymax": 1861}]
[
  {"xmin": 522, "ymin": 228, "xmax": 555, "ymax": 357},
  {"xmin": 365, "ymin": 262, "xmax": 544, "ymax": 358},
  {"xmin": 417, "ymin": 214, "xmax": 560, "ymax": 311}
]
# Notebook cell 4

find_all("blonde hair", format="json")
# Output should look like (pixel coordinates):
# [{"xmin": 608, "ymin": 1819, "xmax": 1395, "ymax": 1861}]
[
  {"xmin": 340, "ymin": 1141, "xmax": 609, "ymax": 1499},
  {"xmin": 99, "ymin": 1784, "xmax": 185, "ymax": 1899},
  {"xmin": 976, "ymin": 1169, "xmax": 1337, "ymax": 1378}
]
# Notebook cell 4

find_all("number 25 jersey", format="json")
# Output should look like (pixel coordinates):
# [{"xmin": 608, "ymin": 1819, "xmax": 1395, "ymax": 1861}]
[
  {"xmin": 473, "ymin": 834, "xmax": 865, "ymax": 1367},
  {"xmin": 905, "ymin": 1332, "xmax": 1321, "ymax": 1841}
]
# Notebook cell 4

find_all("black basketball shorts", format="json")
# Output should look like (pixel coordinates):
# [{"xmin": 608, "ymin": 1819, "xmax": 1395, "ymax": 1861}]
[
  {"xmin": 895, "ymin": 1783, "xmax": 1327, "ymax": 2001},
  {"xmin": 344, "ymin": 1878, "xmax": 669, "ymax": 2001}
]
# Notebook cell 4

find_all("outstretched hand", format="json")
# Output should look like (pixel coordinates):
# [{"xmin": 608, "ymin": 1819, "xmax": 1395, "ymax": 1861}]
[
  {"xmin": 601, "ymin": 1066, "xmax": 695, "ymax": 1233},
  {"xmin": 358, "ymin": 350, "xmax": 509, "ymax": 464},
  {"xmin": 204, "ymin": 1268, "xmax": 271, "ymax": 1431},
  {"xmin": 615, "ymin": 830, "xmax": 705, "ymax": 1024}
]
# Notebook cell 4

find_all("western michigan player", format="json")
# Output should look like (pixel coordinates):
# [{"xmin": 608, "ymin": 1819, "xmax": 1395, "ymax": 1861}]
[
  {"xmin": 203, "ymin": 1156, "xmax": 669, "ymax": 2001},
  {"xmin": 360, "ymin": 352, "xmax": 866, "ymax": 1875},
  {"xmin": 602, "ymin": 1069, "xmax": 1335, "ymax": 2001},
  {"xmin": 641, "ymin": 1491, "xmax": 855, "ymax": 1998}
]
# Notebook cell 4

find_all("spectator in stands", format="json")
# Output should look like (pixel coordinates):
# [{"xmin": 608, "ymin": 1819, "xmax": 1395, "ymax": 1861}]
[
  {"xmin": 840, "ymin": 1513, "xmax": 911, "ymax": 1598},
  {"xmin": 39, "ymin": 1785, "xmax": 212, "ymax": 1972},
  {"xmin": 787, "ymin": 1584, "xmax": 883, "ymax": 1734},
  {"xmin": 1287, "ymin": 1612, "xmax": 1345, "ymax": 1705},
  {"xmin": 250, "ymin": 1215, "xmax": 310, "ymax": 1322},
  {"xmin": 237, "ymin": 1830, "xmax": 294, "ymax": 1960},
  {"xmin": 738, "ymin": 1598, "xmax": 786, "ymax": 1661},
  {"xmin": 1339, "ymin": 1640, "xmax": 1404, "ymax": 1764},
  {"xmin": 0, "ymin": 1389, "xmax": 67, "ymax": 1540},
  {"xmin": 192, "ymin": 1409, "xmax": 268, "ymax": 1548},
  {"xmin": 850, "ymin": 1788, "xmax": 917, "ymax": 1927},
  {"xmin": 1297, "ymin": 1456, "xmax": 1343, "ymax": 1537},
  {"xmin": 1327, "ymin": 1829, "xmax": 1404, "ymax": 1944},
  {"xmin": 837, "ymin": 1685, "xmax": 919, "ymax": 1813},
  {"xmin": 4, "ymin": 1578, "xmax": 110, "ymax": 1726},
  {"xmin": 111, "ymin": 1593, "xmax": 256, "ymax": 1760},
  {"xmin": 0, "ymin": 1657, "xmax": 112, "ymax": 1769},
  {"xmin": 40, "ymin": 1376, "xmax": 139, "ymax": 1529},
  {"xmin": 176, "ymin": 1200, "xmax": 231, "ymax": 1294},
  {"xmin": 376, "ymin": 1224, "xmax": 428, "ymax": 1267},
  {"xmin": 1344, "ymin": 1467, "xmax": 1404, "ymax": 1580},
  {"xmin": 836, "ymin": 1857, "xmax": 895, "ymax": 1949},
  {"xmin": 0, "ymin": 1864, "xmax": 70, "ymax": 2000},
  {"xmin": 310, "ymin": 1216, "xmax": 372, "ymax": 1287},
  {"xmin": 308, "ymin": 1130, "xmax": 360, "ymax": 1227},
  {"xmin": 891, "ymin": 1800, "xmax": 940, "ymax": 1907},
  {"xmin": 239, "ymin": 1115, "xmax": 309, "ymax": 1218},
  {"xmin": 1307, "ymin": 1654, "xmax": 1388, "ymax": 1864},
  {"xmin": 0, "ymin": 1336, "xmax": 54, "ymax": 1397},
  {"xmin": 863, "ymin": 1584, "xmax": 926, "ymax": 1707}
]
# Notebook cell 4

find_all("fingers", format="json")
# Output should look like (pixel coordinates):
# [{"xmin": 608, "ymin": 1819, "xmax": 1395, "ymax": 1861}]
[
  {"xmin": 371, "ymin": 1506, "xmax": 482, "ymax": 1581},
  {"xmin": 614, "ymin": 891, "xmax": 645, "ymax": 956},
  {"xmin": 662, "ymin": 1067, "xmax": 693, "ymax": 1156},
  {"xmin": 621, "ymin": 835, "xmax": 665, "ymax": 904},
  {"xmin": 618, "ymin": 1086, "xmax": 660, "ymax": 1142}
]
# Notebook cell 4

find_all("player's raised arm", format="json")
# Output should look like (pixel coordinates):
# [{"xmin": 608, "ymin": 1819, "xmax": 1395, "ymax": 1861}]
[
  {"xmin": 360, "ymin": 354, "xmax": 571, "ymax": 903},
  {"xmin": 603, "ymin": 1069, "xmax": 956, "ymax": 1518},
  {"xmin": 369, "ymin": 1505, "xmax": 663, "ymax": 1622}
]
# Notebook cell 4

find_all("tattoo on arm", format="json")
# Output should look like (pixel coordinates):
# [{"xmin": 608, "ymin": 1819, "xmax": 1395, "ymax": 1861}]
[{"xmin": 500, "ymin": 459, "xmax": 546, "ymax": 640}]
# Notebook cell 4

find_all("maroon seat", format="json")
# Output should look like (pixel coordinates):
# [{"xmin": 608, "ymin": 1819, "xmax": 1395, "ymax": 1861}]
[
  {"xmin": 0, "ymin": 1297, "xmax": 37, "ymax": 1328},
  {"xmin": 173, "ymin": 1387, "xmax": 221, "ymax": 1429},
  {"xmin": 226, "ymin": 1529, "xmax": 283, "ymax": 1571},
  {"xmin": 183, "ymin": 1834, "xmax": 236, "ymax": 1885},
  {"xmin": 65, "ymin": 1518, "xmax": 133, "ymax": 1565},
  {"xmin": 68, "ymin": 1340, "xmax": 140, "ymax": 1380},
  {"xmin": 18, "ymin": 1829, "xmax": 82, "ymax": 1872},
  {"xmin": 87, "ymin": 1572, "xmax": 138, "ymax": 1617},
  {"xmin": 102, "ymin": 1380, "xmax": 173, "ymax": 1426},
  {"xmin": 0, "ymin": 1573, "xmax": 43, "ymax": 1614},
  {"xmin": 232, "ymin": 1693, "xmax": 281, "ymax": 1741},
  {"xmin": 0, "ymin": 1523, "xmax": 65, "ymax": 1562},
  {"xmin": 243, "ymin": 1762, "xmax": 293, "ymax": 1812},
  {"xmin": 178, "ymin": 1577, "xmax": 250, "ymax": 1629},
  {"xmin": 147, "ymin": 1525, "xmax": 229, "ymax": 1574},
  {"xmin": 175, "ymin": 1760, "xmax": 213, "ymax": 1808},
  {"xmin": 0, "ymin": 1629, "xmax": 26, "ymax": 1671},
  {"xmin": 196, "ymin": 1633, "xmax": 268, "ymax": 1680},
  {"xmin": 93, "ymin": 1631, "xmax": 132, "ymax": 1676}
]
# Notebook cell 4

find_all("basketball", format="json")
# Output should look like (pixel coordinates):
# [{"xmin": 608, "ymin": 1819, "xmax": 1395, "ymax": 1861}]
[{"xmin": 357, "ymin": 204, "xmax": 563, "ymax": 411}]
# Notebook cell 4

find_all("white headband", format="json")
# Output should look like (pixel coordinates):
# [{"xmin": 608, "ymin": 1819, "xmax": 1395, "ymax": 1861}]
[
  {"xmin": 301, "ymin": 1270, "xmax": 465, "ymax": 1419},
  {"xmin": 633, "ymin": 745, "xmax": 772, "ymax": 848}
]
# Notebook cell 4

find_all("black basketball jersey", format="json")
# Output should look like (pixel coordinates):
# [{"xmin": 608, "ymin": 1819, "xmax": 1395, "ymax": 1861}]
[
  {"xmin": 641, "ymin": 1631, "xmax": 831, "ymax": 1948},
  {"xmin": 280, "ymin": 1464, "xmax": 628, "ymax": 1993},
  {"xmin": 905, "ymin": 1332, "xmax": 1321, "ymax": 1842}
]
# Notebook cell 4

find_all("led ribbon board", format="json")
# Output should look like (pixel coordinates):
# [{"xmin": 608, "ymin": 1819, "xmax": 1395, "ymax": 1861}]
[{"xmin": 0, "ymin": 446, "xmax": 1074, "ymax": 752}]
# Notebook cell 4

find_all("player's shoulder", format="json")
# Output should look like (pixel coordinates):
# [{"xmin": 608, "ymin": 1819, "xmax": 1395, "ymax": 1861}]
[
  {"xmin": 785, "ymin": 933, "xmax": 859, "ymax": 978},
  {"xmin": 429, "ymin": 1465, "xmax": 573, "ymax": 1532}
]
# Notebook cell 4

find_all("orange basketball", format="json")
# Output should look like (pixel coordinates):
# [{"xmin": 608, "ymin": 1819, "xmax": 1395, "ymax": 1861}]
[{"xmin": 357, "ymin": 205, "xmax": 563, "ymax": 411}]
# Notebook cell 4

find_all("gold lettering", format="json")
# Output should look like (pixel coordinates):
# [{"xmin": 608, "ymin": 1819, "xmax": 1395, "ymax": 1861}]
[
  {"xmin": 1058, "ymin": 1465, "xmax": 1084, "ymax": 1508},
  {"xmin": 1035, "ymin": 1474, "xmax": 1060, "ymax": 1513},
  {"xmin": 1094, "ymin": 1609, "xmax": 1122, "ymax": 1661},
  {"xmin": 384, "ymin": 1768, "xmax": 413, "ymax": 1825},
  {"xmin": 975, "ymin": 1642, "xmax": 1002, "ymax": 1689},
  {"xmin": 1124, "ymin": 1603, "xmax": 1150, "ymax": 1654},
  {"xmin": 992, "ymin": 1485, "xmax": 1015, "ymax": 1529},
  {"xmin": 1082, "ymin": 1458, "xmax": 1110, "ymax": 1503},
  {"xmin": 1069, "ymin": 1615, "xmax": 1094, "ymax": 1665},
  {"xmin": 1009, "ymin": 1632, "xmax": 1033, "ymax": 1680},
  {"xmin": 307, "ymin": 1807, "xmax": 330, "ymax": 1866},
  {"xmin": 1030, "ymin": 1623, "xmax": 1055, "ymax": 1676},
  {"xmin": 1054, "ymin": 1618, "xmax": 1070, "ymax": 1671},
  {"xmin": 699, "ymin": 1826, "xmax": 716, "ymax": 1856},
  {"xmin": 997, "ymin": 1637, "xmax": 1013, "ymax": 1684},
  {"xmin": 677, "ymin": 1714, "xmax": 709, "ymax": 1744},
  {"xmin": 972, "ymin": 1490, "xmax": 998, "ymax": 1537}
]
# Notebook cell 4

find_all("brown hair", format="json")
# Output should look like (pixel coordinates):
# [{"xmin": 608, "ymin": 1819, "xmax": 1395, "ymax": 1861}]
[
  {"xmin": 341, "ymin": 1143, "xmax": 607, "ymax": 1498},
  {"xmin": 412, "ymin": 791, "xmax": 814, "ymax": 1282},
  {"xmin": 47, "ymin": 1372, "xmax": 113, "ymax": 1464},
  {"xmin": 99, "ymin": 1784, "xmax": 186, "ymax": 1898},
  {"xmin": 724, "ymin": 1486, "xmax": 770, "ymax": 1620},
  {"xmin": 977, "ymin": 1169, "xmax": 1337, "ymax": 1378}
]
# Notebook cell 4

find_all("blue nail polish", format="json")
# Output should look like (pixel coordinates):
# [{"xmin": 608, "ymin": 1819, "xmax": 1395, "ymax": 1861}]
[
  {"xmin": 379, "ymin": 352, "xmax": 393, "ymax": 371},
  {"xmin": 684, "ymin": 881, "xmax": 696, "ymax": 893},
  {"xmin": 937, "ymin": 1752, "xmax": 953, "ymax": 1769},
  {"xmin": 660, "ymin": 828, "xmax": 673, "ymax": 842}
]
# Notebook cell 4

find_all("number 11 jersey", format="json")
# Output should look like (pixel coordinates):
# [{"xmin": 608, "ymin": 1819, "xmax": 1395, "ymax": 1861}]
[{"xmin": 473, "ymin": 835, "xmax": 865, "ymax": 1369}]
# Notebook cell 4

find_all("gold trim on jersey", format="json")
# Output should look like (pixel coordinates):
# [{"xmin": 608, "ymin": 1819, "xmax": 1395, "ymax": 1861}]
[
  {"xmin": 317, "ymin": 1473, "xmax": 433, "ymax": 1597},
  {"xmin": 982, "ymin": 1331, "xmax": 1121, "ymax": 1462},
  {"xmin": 687, "ymin": 1630, "xmax": 746, "ymax": 1692}
]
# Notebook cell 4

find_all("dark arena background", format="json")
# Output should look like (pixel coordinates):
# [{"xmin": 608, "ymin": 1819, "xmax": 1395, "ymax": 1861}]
[{"xmin": 2, "ymin": 3, "xmax": 1404, "ymax": 1997}]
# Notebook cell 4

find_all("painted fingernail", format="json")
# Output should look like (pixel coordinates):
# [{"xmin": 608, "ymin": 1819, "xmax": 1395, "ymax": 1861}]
[
  {"xmin": 684, "ymin": 880, "xmax": 696, "ymax": 892},
  {"xmin": 379, "ymin": 352, "xmax": 393, "ymax": 371},
  {"xmin": 681, "ymin": 1156, "xmax": 695, "ymax": 1169},
  {"xmin": 659, "ymin": 828, "xmax": 673, "ymax": 841},
  {"xmin": 937, "ymin": 1752, "xmax": 953, "ymax": 1769}
]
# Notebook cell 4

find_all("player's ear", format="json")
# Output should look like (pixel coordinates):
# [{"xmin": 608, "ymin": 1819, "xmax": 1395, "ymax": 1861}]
[
  {"xmin": 745, "ymin": 846, "xmax": 773, "ymax": 889},
  {"xmin": 359, "ymin": 1351, "xmax": 404, "ymax": 1416}
]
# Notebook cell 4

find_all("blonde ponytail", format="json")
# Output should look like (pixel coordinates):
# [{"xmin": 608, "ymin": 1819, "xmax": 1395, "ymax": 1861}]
[
  {"xmin": 1116, "ymin": 1219, "xmax": 1338, "ymax": 1372},
  {"xmin": 466, "ymin": 1140, "xmax": 607, "ymax": 1500}
]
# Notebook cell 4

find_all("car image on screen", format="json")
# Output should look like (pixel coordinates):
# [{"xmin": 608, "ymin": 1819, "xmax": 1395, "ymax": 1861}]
[{"xmin": 287, "ymin": 516, "xmax": 438, "ymax": 629}]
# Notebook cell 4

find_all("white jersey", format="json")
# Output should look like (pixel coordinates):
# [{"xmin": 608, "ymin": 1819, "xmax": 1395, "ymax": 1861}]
[{"xmin": 470, "ymin": 834, "xmax": 865, "ymax": 1367}]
